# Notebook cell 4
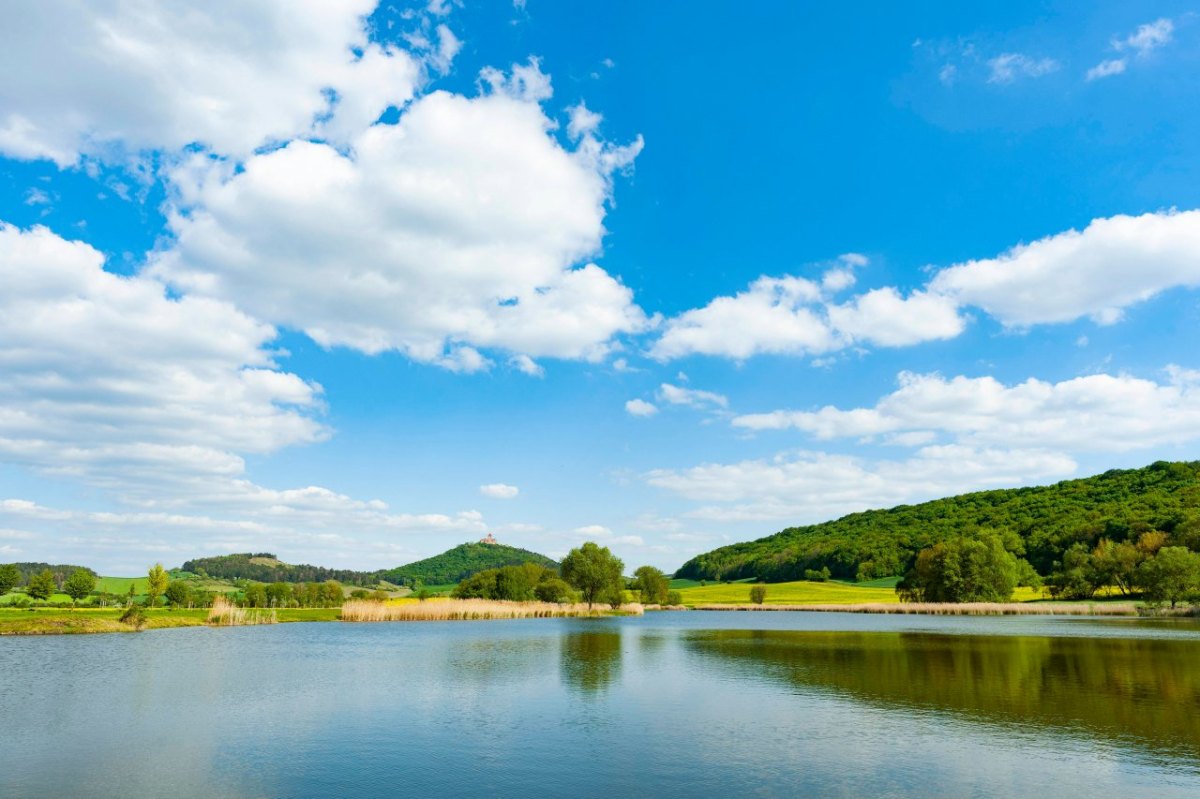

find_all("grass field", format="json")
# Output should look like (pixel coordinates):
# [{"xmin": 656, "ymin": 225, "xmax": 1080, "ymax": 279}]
[
  {"xmin": 0, "ymin": 606, "xmax": 342, "ymax": 634},
  {"xmin": 95, "ymin": 576, "xmax": 149, "ymax": 594},
  {"xmin": 674, "ymin": 580, "xmax": 1049, "ymax": 606}
]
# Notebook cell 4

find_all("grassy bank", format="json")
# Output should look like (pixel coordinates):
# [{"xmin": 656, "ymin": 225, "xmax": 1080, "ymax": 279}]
[
  {"xmin": 0, "ymin": 606, "xmax": 342, "ymax": 635},
  {"xmin": 673, "ymin": 580, "xmax": 1048, "ymax": 606},
  {"xmin": 344, "ymin": 598, "xmax": 644, "ymax": 621},
  {"xmin": 693, "ymin": 602, "xmax": 1145, "ymax": 616}
]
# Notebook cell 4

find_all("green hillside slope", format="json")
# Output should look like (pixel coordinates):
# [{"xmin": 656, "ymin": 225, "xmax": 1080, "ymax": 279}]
[
  {"xmin": 676, "ymin": 461, "xmax": 1200, "ymax": 582},
  {"xmin": 179, "ymin": 553, "xmax": 377, "ymax": 585},
  {"xmin": 380, "ymin": 542, "xmax": 558, "ymax": 586}
]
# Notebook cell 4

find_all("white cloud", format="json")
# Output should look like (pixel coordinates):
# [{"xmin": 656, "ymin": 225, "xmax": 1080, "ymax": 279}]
[
  {"xmin": 0, "ymin": 0, "xmax": 421, "ymax": 166},
  {"xmin": 987, "ymin": 53, "xmax": 1059, "ymax": 84},
  {"xmin": 826, "ymin": 288, "xmax": 964, "ymax": 347},
  {"xmin": 479, "ymin": 483, "xmax": 520, "ymax": 499},
  {"xmin": 650, "ymin": 274, "xmax": 961, "ymax": 361},
  {"xmin": 1116, "ymin": 18, "xmax": 1174, "ymax": 56},
  {"xmin": 1086, "ymin": 58, "xmax": 1127, "ymax": 81},
  {"xmin": 574, "ymin": 524, "xmax": 612, "ymax": 537},
  {"xmin": 929, "ymin": 210, "xmax": 1200, "ymax": 326},
  {"xmin": 0, "ymin": 223, "xmax": 326, "ymax": 497},
  {"xmin": 567, "ymin": 102, "xmax": 603, "ymax": 141},
  {"xmin": 430, "ymin": 25, "xmax": 463, "ymax": 74},
  {"xmin": 625, "ymin": 399, "xmax": 658, "ymax": 417},
  {"xmin": 732, "ymin": 368, "xmax": 1200, "ymax": 454},
  {"xmin": 651, "ymin": 276, "xmax": 834, "ymax": 360},
  {"xmin": 646, "ymin": 446, "xmax": 1076, "ymax": 523},
  {"xmin": 658, "ymin": 383, "xmax": 728, "ymax": 410},
  {"xmin": 152, "ymin": 60, "xmax": 649, "ymax": 368},
  {"xmin": 0, "ymin": 222, "xmax": 488, "ymax": 569}
]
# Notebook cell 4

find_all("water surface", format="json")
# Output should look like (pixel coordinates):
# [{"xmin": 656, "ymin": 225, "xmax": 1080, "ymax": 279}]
[{"xmin": 2, "ymin": 611, "xmax": 1198, "ymax": 797}]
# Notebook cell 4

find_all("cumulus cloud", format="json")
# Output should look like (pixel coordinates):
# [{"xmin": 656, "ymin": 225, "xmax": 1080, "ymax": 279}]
[
  {"xmin": 1116, "ymin": 18, "xmax": 1174, "ymax": 56},
  {"xmin": 0, "ymin": 0, "xmax": 421, "ymax": 165},
  {"xmin": 650, "ymin": 273, "xmax": 962, "ymax": 361},
  {"xmin": 929, "ymin": 210, "xmax": 1200, "ymax": 326},
  {"xmin": 646, "ymin": 446, "xmax": 1076, "ymax": 523},
  {"xmin": 625, "ymin": 399, "xmax": 658, "ymax": 417},
  {"xmin": 0, "ymin": 222, "xmax": 487, "ymax": 569},
  {"xmin": 152, "ymin": 60, "xmax": 648, "ymax": 367},
  {"xmin": 733, "ymin": 368, "xmax": 1200, "ymax": 454},
  {"xmin": 658, "ymin": 383, "xmax": 728, "ymax": 410},
  {"xmin": 479, "ymin": 483, "xmax": 520, "ymax": 499}
]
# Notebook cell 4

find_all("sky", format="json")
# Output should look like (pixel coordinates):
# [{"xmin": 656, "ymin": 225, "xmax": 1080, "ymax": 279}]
[{"xmin": 2, "ymin": 1, "xmax": 1200, "ymax": 575}]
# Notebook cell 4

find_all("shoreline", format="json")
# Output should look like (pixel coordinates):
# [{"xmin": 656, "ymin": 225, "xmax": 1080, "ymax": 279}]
[{"xmin": 690, "ymin": 601, "xmax": 1197, "ymax": 616}]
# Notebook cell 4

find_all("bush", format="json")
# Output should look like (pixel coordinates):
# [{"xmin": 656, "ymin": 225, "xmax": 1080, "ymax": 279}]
[
  {"xmin": 534, "ymin": 578, "xmax": 574, "ymax": 604},
  {"xmin": 750, "ymin": 585, "xmax": 767, "ymax": 604},
  {"xmin": 804, "ymin": 568, "xmax": 831, "ymax": 582},
  {"xmin": 665, "ymin": 590, "xmax": 682, "ymax": 606},
  {"xmin": 119, "ymin": 605, "xmax": 148, "ymax": 630}
]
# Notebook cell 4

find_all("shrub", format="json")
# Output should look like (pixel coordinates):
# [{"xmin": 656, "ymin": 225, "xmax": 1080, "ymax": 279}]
[
  {"xmin": 750, "ymin": 585, "xmax": 768, "ymax": 604},
  {"xmin": 119, "ymin": 605, "xmax": 147, "ymax": 630},
  {"xmin": 665, "ymin": 590, "xmax": 682, "ymax": 606},
  {"xmin": 533, "ymin": 578, "xmax": 573, "ymax": 604}
]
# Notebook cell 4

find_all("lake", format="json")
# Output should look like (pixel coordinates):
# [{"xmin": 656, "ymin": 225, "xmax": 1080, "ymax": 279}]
[{"xmin": 3, "ymin": 611, "xmax": 1199, "ymax": 797}]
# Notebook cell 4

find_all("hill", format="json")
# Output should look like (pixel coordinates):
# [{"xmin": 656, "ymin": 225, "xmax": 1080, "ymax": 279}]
[
  {"xmin": 179, "ymin": 553, "xmax": 377, "ymax": 586},
  {"xmin": 379, "ymin": 542, "xmax": 558, "ymax": 587},
  {"xmin": 675, "ymin": 461, "xmax": 1200, "ymax": 582}
]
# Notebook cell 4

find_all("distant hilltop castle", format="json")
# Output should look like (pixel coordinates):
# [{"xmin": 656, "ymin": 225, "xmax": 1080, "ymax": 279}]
[{"xmin": 479, "ymin": 533, "xmax": 498, "ymax": 545}]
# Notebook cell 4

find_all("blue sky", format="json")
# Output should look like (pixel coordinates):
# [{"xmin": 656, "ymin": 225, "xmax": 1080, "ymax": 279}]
[{"xmin": 2, "ymin": 1, "xmax": 1200, "ymax": 575}]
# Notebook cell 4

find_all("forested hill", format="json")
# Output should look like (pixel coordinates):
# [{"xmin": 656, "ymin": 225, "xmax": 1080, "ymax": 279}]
[
  {"xmin": 179, "ymin": 553, "xmax": 377, "ymax": 586},
  {"xmin": 379, "ymin": 542, "xmax": 558, "ymax": 586},
  {"xmin": 675, "ymin": 461, "xmax": 1200, "ymax": 582}
]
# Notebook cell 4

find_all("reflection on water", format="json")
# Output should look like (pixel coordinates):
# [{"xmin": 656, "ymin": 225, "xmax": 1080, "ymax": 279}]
[
  {"xmin": 3, "ymin": 614, "xmax": 1200, "ymax": 798},
  {"xmin": 685, "ymin": 629, "xmax": 1200, "ymax": 758},
  {"xmin": 559, "ymin": 629, "xmax": 622, "ymax": 693}
]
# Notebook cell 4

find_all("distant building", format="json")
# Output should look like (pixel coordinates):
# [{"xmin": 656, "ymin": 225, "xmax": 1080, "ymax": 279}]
[{"xmin": 479, "ymin": 533, "xmax": 498, "ymax": 545}]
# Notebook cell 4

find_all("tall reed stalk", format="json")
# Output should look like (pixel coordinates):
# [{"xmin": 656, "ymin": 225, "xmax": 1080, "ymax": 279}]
[
  {"xmin": 207, "ymin": 595, "xmax": 278, "ymax": 626},
  {"xmin": 340, "ymin": 598, "xmax": 643, "ymax": 622}
]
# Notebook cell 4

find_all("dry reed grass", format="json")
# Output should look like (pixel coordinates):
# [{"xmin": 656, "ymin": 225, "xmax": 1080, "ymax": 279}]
[
  {"xmin": 340, "ymin": 598, "xmax": 643, "ymax": 622},
  {"xmin": 694, "ymin": 602, "xmax": 1141, "ymax": 616},
  {"xmin": 207, "ymin": 596, "xmax": 278, "ymax": 626}
]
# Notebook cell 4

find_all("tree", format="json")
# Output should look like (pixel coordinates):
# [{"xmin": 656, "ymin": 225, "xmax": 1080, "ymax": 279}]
[
  {"xmin": 0, "ymin": 563, "xmax": 20, "ymax": 595},
  {"xmin": 534, "ymin": 578, "xmax": 574, "ymax": 604},
  {"xmin": 561, "ymin": 542, "xmax": 624, "ymax": 608},
  {"xmin": 750, "ymin": 584, "xmax": 767, "ymax": 604},
  {"xmin": 146, "ymin": 563, "xmax": 169, "ymax": 607},
  {"xmin": 633, "ymin": 565, "xmax": 669, "ymax": 605},
  {"xmin": 898, "ymin": 535, "xmax": 1020, "ymax": 603},
  {"xmin": 165, "ymin": 580, "xmax": 193, "ymax": 608},
  {"xmin": 1138, "ymin": 546, "xmax": 1200, "ymax": 609},
  {"xmin": 63, "ymin": 568, "xmax": 96, "ymax": 606},
  {"xmin": 27, "ymin": 569, "xmax": 56, "ymax": 601}
]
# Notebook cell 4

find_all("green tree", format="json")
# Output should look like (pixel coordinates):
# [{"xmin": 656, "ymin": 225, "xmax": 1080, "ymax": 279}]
[
  {"xmin": 164, "ymin": 580, "xmax": 193, "ymax": 608},
  {"xmin": 1138, "ymin": 546, "xmax": 1200, "ymax": 609},
  {"xmin": 27, "ymin": 569, "xmax": 56, "ymax": 601},
  {"xmin": 561, "ymin": 542, "xmax": 624, "ymax": 608},
  {"xmin": 63, "ymin": 568, "xmax": 96, "ymax": 606},
  {"xmin": 534, "ymin": 577, "xmax": 574, "ymax": 604},
  {"xmin": 632, "ymin": 565, "xmax": 669, "ymax": 605},
  {"xmin": 146, "ymin": 562, "xmax": 169, "ymax": 607},
  {"xmin": 665, "ymin": 590, "xmax": 682, "ymax": 606},
  {"xmin": 0, "ymin": 563, "xmax": 20, "ymax": 595},
  {"xmin": 898, "ymin": 534, "xmax": 1020, "ymax": 603},
  {"xmin": 750, "ymin": 584, "xmax": 768, "ymax": 604},
  {"xmin": 242, "ymin": 583, "xmax": 267, "ymax": 607}
]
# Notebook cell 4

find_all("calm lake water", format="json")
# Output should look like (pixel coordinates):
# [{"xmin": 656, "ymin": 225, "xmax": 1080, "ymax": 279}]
[{"xmin": 3, "ymin": 611, "xmax": 1200, "ymax": 798}]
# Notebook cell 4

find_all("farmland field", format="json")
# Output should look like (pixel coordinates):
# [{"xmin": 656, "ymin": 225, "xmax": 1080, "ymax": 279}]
[{"xmin": 674, "ymin": 580, "xmax": 1048, "ymax": 605}]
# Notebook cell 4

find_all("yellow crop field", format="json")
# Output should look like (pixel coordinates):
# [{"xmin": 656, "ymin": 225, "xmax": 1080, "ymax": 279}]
[{"xmin": 675, "ymin": 581, "xmax": 1048, "ymax": 606}]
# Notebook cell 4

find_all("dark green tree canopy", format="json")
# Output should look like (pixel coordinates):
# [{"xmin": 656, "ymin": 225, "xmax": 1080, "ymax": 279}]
[
  {"xmin": 561, "ymin": 542, "xmax": 624, "ymax": 608},
  {"xmin": 677, "ymin": 461, "xmax": 1200, "ymax": 584},
  {"xmin": 897, "ymin": 535, "xmax": 1020, "ymax": 603},
  {"xmin": 63, "ymin": 568, "xmax": 96, "ymax": 603}
]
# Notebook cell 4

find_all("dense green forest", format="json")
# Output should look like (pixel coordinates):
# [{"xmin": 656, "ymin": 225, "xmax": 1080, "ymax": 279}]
[
  {"xmin": 10, "ymin": 562, "xmax": 96, "ymax": 584},
  {"xmin": 179, "ymin": 553, "xmax": 378, "ymax": 586},
  {"xmin": 676, "ymin": 461, "xmax": 1200, "ymax": 582},
  {"xmin": 379, "ymin": 542, "xmax": 558, "ymax": 586}
]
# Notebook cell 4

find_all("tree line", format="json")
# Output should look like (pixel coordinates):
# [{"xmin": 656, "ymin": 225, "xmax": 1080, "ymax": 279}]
[{"xmin": 677, "ymin": 461, "xmax": 1200, "ymax": 589}]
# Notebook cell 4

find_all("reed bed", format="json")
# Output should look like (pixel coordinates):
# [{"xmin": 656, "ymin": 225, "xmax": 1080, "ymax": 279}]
[
  {"xmin": 694, "ymin": 602, "xmax": 1141, "ymax": 616},
  {"xmin": 340, "ymin": 598, "xmax": 643, "ymax": 622},
  {"xmin": 207, "ymin": 596, "xmax": 278, "ymax": 626}
]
